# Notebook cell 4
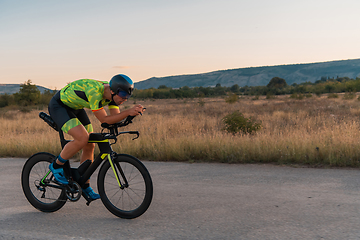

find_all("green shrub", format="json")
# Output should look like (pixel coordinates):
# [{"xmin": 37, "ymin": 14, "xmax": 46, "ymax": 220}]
[
  {"xmin": 328, "ymin": 93, "xmax": 339, "ymax": 98},
  {"xmin": 225, "ymin": 93, "xmax": 238, "ymax": 104},
  {"xmin": 290, "ymin": 93, "xmax": 311, "ymax": 100},
  {"xmin": 289, "ymin": 93, "xmax": 304, "ymax": 100},
  {"xmin": 13, "ymin": 80, "xmax": 41, "ymax": 106},
  {"xmin": 222, "ymin": 111, "xmax": 262, "ymax": 135},
  {"xmin": 198, "ymin": 98, "xmax": 205, "ymax": 107},
  {"xmin": 252, "ymin": 95, "xmax": 260, "ymax": 100},
  {"xmin": 266, "ymin": 92, "xmax": 275, "ymax": 99},
  {"xmin": 343, "ymin": 93, "xmax": 355, "ymax": 100},
  {"xmin": 314, "ymin": 90, "xmax": 322, "ymax": 97},
  {"xmin": 0, "ymin": 94, "xmax": 12, "ymax": 108},
  {"xmin": 289, "ymin": 93, "xmax": 297, "ymax": 99}
]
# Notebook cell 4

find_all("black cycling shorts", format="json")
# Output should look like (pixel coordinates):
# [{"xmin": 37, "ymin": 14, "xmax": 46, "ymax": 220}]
[{"xmin": 48, "ymin": 91, "xmax": 93, "ymax": 133}]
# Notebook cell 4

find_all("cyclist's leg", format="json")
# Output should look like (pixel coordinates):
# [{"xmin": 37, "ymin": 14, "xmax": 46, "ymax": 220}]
[
  {"xmin": 75, "ymin": 109, "xmax": 95, "ymax": 165},
  {"xmin": 48, "ymin": 95, "xmax": 90, "ymax": 183},
  {"xmin": 70, "ymin": 109, "xmax": 99, "ymax": 200},
  {"xmin": 49, "ymin": 103, "xmax": 92, "ymax": 162},
  {"xmin": 49, "ymin": 100, "xmax": 98, "ymax": 198},
  {"xmin": 58, "ymin": 124, "xmax": 99, "ymax": 199},
  {"xmin": 48, "ymin": 93, "xmax": 74, "ymax": 183},
  {"xmin": 60, "ymin": 125, "xmax": 90, "ymax": 160},
  {"xmin": 47, "ymin": 124, "xmax": 89, "ymax": 184},
  {"xmin": 74, "ymin": 110, "xmax": 96, "ymax": 186}
]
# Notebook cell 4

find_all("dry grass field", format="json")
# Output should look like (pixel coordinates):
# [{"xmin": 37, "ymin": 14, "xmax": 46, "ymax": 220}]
[{"xmin": 1, "ymin": 95, "xmax": 360, "ymax": 167}]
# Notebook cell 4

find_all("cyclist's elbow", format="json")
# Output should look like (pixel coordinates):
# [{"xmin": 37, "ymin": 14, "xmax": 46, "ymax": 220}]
[{"xmin": 93, "ymin": 109, "xmax": 108, "ymax": 123}]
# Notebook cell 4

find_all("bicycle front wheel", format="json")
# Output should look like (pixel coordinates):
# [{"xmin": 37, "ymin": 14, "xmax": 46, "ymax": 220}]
[
  {"xmin": 21, "ymin": 152, "xmax": 67, "ymax": 212},
  {"xmin": 98, "ymin": 154, "xmax": 153, "ymax": 219}
]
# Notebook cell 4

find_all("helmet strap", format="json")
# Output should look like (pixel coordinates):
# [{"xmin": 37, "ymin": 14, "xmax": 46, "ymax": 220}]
[{"xmin": 111, "ymin": 93, "xmax": 117, "ymax": 102}]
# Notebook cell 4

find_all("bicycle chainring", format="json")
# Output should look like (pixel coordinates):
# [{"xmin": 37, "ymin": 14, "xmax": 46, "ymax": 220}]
[{"xmin": 65, "ymin": 180, "xmax": 82, "ymax": 202}]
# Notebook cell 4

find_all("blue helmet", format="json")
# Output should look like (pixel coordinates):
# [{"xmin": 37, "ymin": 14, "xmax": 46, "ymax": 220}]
[{"xmin": 109, "ymin": 74, "xmax": 134, "ymax": 98}]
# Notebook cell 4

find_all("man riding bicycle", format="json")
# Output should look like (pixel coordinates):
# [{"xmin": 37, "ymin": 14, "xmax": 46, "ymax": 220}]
[{"xmin": 48, "ymin": 74, "xmax": 144, "ymax": 200}]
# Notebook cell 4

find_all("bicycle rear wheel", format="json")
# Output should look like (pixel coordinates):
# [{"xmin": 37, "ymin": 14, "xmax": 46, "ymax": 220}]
[
  {"xmin": 98, "ymin": 154, "xmax": 153, "ymax": 219},
  {"xmin": 21, "ymin": 152, "xmax": 67, "ymax": 212}
]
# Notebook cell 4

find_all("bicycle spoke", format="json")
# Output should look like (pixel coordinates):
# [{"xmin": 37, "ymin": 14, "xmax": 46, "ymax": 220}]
[
  {"xmin": 125, "ymin": 188, "xmax": 143, "ymax": 203},
  {"xmin": 29, "ymin": 161, "xmax": 62, "ymax": 204},
  {"xmin": 98, "ymin": 155, "xmax": 152, "ymax": 218},
  {"xmin": 22, "ymin": 153, "xmax": 67, "ymax": 212},
  {"xmin": 115, "ymin": 190, "xmax": 124, "ymax": 207},
  {"xmin": 103, "ymin": 161, "xmax": 146, "ymax": 211}
]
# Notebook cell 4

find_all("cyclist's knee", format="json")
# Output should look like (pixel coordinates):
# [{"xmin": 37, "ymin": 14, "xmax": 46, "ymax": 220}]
[
  {"xmin": 75, "ymin": 134, "xmax": 90, "ymax": 147},
  {"xmin": 68, "ymin": 126, "xmax": 90, "ymax": 147},
  {"xmin": 83, "ymin": 142, "xmax": 95, "ymax": 151}
]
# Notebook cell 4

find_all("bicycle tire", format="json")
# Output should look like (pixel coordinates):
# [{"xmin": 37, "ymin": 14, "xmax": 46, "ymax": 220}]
[
  {"xmin": 21, "ymin": 152, "xmax": 67, "ymax": 212},
  {"xmin": 97, "ymin": 154, "xmax": 153, "ymax": 219}
]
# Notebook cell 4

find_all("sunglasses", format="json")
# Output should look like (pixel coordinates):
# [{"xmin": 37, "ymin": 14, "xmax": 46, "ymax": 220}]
[{"xmin": 117, "ymin": 90, "xmax": 131, "ymax": 99}]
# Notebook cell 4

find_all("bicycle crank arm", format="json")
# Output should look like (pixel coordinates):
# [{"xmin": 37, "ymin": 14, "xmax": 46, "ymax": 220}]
[{"xmin": 82, "ymin": 192, "xmax": 98, "ymax": 206}]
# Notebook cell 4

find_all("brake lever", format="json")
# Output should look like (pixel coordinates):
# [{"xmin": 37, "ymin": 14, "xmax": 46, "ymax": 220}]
[
  {"xmin": 132, "ymin": 133, "xmax": 139, "ymax": 140},
  {"xmin": 139, "ymin": 107, "xmax": 146, "ymax": 116},
  {"xmin": 124, "ymin": 115, "xmax": 135, "ymax": 125}
]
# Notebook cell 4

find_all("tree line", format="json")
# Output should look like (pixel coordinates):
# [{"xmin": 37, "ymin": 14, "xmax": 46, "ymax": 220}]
[
  {"xmin": 133, "ymin": 76, "xmax": 360, "ymax": 99},
  {"xmin": 0, "ymin": 80, "xmax": 56, "ymax": 108},
  {"xmin": 2, "ymin": 76, "xmax": 360, "ymax": 108}
]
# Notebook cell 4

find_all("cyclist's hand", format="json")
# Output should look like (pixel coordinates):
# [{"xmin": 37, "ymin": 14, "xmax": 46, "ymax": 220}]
[{"xmin": 129, "ymin": 104, "xmax": 145, "ymax": 116}]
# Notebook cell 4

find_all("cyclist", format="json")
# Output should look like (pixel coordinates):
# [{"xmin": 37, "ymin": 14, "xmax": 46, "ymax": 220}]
[{"xmin": 48, "ymin": 74, "xmax": 144, "ymax": 200}]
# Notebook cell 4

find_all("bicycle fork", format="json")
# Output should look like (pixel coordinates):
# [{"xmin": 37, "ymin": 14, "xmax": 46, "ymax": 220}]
[{"xmin": 105, "ymin": 153, "xmax": 128, "ymax": 189}]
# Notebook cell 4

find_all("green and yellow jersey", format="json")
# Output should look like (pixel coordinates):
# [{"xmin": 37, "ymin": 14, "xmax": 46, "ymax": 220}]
[{"xmin": 60, "ymin": 79, "xmax": 119, "ymax": 112}]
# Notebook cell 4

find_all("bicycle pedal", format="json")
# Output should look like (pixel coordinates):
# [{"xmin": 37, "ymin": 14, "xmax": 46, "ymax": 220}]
[
  {"xmin": 84, "ymin": 196, "xmax": 93, "ymax": 206},
  {"xmin": 82, "ymin": 192, "xmax": 99, "ymax": 206}
]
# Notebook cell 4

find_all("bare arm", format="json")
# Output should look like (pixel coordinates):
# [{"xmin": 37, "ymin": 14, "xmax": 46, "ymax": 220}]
[
  {"xmin": 93, "ymin": 105, "xmax": 144, "ymax": 124},
  {"xmin": 109, "ymin": 107, "xmax": 120, "ymax": 115}
]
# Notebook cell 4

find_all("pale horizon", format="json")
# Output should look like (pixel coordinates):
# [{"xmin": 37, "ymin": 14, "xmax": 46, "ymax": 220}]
[{"xmin": 1, "ymin": 0, "xmax": 360, "ymax": 89}]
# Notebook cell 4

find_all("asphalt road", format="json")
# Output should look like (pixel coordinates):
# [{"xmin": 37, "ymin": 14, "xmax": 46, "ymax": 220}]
[{"xmin": 0, "ymin": 158, "xmax": 360, "ymax": 240}]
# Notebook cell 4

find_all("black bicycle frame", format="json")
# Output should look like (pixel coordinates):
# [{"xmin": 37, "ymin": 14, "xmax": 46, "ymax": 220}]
[
  {"xmin": 57, "ymin": 125, "xmax": 131, "ymax": 190},
  {"xmin": 78, "ymin": 133, "xmax": 122, "ymax": 186},
  {"xmin": 76, "ymin": 133, "xmax": 126, "ymax": 205},
  {"xmin": 39, "ymin": 112, "xmax": 136, "ymax": 205}
]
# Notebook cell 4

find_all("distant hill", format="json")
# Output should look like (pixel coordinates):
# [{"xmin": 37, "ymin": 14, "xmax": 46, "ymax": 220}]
[
  {"xmin": 135, "ymin": 59, "xmax": 360, "ymax": 89},
  {"xmin": 0, "ymin": 84, "xmax": 53, "ymax": 94}
]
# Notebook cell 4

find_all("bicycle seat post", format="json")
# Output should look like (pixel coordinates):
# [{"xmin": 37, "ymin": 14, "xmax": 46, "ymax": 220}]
[{"xmin": 59, "ymin": 129, "xmax": 71, "ymax": 149}]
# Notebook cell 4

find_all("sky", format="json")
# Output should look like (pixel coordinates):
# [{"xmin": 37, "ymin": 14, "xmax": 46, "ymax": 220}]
[{"xmin": 1, "ymin": 0, "xmax": 360, "ymax": 89}]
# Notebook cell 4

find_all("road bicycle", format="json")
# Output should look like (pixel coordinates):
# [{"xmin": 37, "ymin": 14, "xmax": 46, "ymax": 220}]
[{"xmin": 21, "ymin": 112, "xmax": 153, "ymax": 219}]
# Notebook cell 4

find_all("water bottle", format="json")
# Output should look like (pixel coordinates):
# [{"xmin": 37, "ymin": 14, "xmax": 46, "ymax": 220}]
[{"xmin": 39, "ymin": 112, "xmax": 58, "ymax": 131}]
